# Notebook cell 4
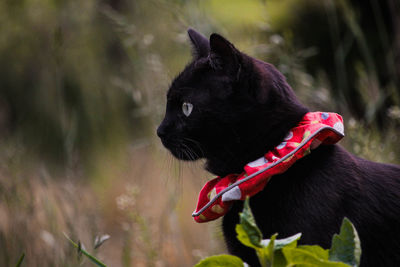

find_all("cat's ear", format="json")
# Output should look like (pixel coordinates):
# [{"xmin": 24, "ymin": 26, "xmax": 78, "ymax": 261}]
[
  {"xmin": 188, "ymin": 28, "xmax": 210, "ymax": 59},
  {"xmin": 209, "ymin": 33, "xmax": 240, "ymax": 74}
]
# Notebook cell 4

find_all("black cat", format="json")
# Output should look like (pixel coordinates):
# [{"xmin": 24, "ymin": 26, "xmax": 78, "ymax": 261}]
[{"xmin": 157, "ymin": 29, "xmax": 400, "ymax": 267}]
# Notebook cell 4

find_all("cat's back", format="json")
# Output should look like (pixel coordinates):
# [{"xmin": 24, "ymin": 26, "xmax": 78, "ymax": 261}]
[{"xmin": 313, "ymin": 145, "xmax": 400, "ymax": 266}]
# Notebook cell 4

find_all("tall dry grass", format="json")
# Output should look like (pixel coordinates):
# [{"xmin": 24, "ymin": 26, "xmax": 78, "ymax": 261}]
[{"xmin": 0, "ymin": 142, "xmax": 226, "ymax": 266}]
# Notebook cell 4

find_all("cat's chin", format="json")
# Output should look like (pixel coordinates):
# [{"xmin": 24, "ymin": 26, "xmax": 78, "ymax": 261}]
[{"xmin": 205, "ymin": 158, "xmax": 244, "ymax": 177}]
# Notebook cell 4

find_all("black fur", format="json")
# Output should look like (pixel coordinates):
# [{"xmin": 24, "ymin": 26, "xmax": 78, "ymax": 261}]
[{"xmin": 157, "ymin": 29, "xmax": 400, "ymax": 267}]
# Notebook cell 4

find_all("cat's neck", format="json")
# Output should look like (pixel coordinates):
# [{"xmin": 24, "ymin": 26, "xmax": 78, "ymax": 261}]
[
  {"xmin": 204, "ymin": 108, "xmax": 307, "ymax": 176},
  {"xmin": 205, "ymin": 58, "xmax": 309, "ymax": 176}
]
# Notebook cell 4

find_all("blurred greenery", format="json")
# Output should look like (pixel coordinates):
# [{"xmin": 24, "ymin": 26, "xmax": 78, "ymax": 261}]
[{"xmin": 0, "ymin": 0, "xmax": 398, "ymax": 266}]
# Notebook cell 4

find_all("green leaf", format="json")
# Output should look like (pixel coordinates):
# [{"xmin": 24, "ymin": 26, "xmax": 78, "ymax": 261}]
[
  {"xmin": 236, "ymin": 199, "xmax": 304, "ymax": 267},
  {"xmin": 237, "ymin": 198, "xmax": 263, "ymax": 248},
  {"xmin": 266, "ymin": 233, "xmax": 277, "ymax": 260},
  {"xmin": 236, "ymin": 224, "xmax": 261, "ymax": 249},
  {"xmin": 272, "ymin": 249, "xmax": 289, "ymax": 267},
  {"xmin": 262, "ymin": 233, "xmax": 302, "ymax": 250},
  {"xmin": 254, "ymin": 233, "xmax": 302, "ymax": 267},
  {"xmin": 297, "ymin": 245, "xmax": 330, "ymax": 260},
  {"xmin": 64, "ymin": 233, "xmax": 107, "ymax": 267},
  {"xmin": 194, "ymin": 254, "xmax": 245, "ymax": 267},
  {"xmin": 329, "ymin": 218, "xmax": 361, "ymax": 266},
  {"xmin": 283, "ymin": 247, "xmax": 351, "ymax": 267},
  {"xmin": 256, "ymin": 233, "xmax": 277, "ymax": 267}
]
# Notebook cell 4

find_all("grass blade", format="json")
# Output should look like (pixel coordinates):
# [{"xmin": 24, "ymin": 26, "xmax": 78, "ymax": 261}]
[
  {"xmin": 15, "ymin": 253, "xmax": 25, "ymax": 267},
  {"xmin": 63, "ymin": 233, "xmax": 107, "ymax": 267}
]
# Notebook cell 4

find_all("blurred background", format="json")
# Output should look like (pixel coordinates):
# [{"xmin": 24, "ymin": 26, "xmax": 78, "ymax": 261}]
[{"xmin": 0, "ymin": 0, "xmax": 399, "ymax": 266}]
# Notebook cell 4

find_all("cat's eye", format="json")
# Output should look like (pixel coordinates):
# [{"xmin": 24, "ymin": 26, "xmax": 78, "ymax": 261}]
[{"xmin": 182, "ymin": 102, "xmax": 193, "ymax": 117}]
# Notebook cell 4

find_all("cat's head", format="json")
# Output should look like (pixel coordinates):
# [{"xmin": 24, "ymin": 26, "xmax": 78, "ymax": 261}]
[{"xmin": 157, "ymin": 29, "xmax": 308, "ymax": 176}]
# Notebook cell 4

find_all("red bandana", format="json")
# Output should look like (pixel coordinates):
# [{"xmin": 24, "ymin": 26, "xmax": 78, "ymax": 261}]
[{"xmin": 192, "ymin": 112, "xmax": 344, "ymax": 223}]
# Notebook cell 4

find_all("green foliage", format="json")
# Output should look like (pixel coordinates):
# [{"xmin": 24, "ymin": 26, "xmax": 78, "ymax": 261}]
[
  {"xmin": 194, "ymin": 255, "xmax": 244, "ymax": 267},
  {"xmin": 236, "ymin": 198, "xmax": 263, "ymax": 249},
  {"xmin": 0, "ymin": 0, "xmax": 145, "ymax": 168},
  {"xmin": 329, "ymin": 218, "xmax": 361, "ymax": 266},
  {"xmin": 282, "ymin": 246, "xmax": 349, "ymax": 267},
  {"xmin": 195, "ymin": 198, "xmax": 362, "ymax": 267}
]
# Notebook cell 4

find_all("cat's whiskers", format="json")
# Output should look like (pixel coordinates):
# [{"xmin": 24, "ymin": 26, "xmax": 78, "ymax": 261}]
[
  {"xmin": 181, "ymin": 142, "xmax": 197, "ymax": 161},
  {"xmin": 183, "ymin": 137, "xmax": 205, "ymax": 158}
]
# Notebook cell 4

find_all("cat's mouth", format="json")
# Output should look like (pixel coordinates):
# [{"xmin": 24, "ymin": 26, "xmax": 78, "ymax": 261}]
[{"xmin": 160, "ymin": 136, "xmax": 204, "ymax": 161}]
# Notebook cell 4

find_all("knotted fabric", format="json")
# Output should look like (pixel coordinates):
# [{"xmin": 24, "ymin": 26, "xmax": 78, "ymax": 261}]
[{"xmin": 193, "ymin": 112, "xmax": 344, "ymax": 223}]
